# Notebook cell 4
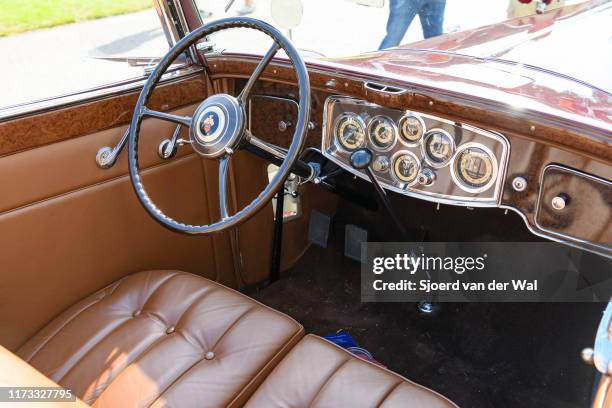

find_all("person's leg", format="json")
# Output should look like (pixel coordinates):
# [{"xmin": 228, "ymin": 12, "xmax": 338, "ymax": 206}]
[
  {"xmin": 379, "ymin": 0, "xmax": 422, "ymax": 50},
  {"xmin": 418, "ymin": 0, "xmax": 446, "ymax": 39}
]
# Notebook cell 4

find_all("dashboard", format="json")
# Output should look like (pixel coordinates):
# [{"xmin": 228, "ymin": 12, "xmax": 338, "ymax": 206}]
[{"xmin": 322, "ymin": 97, "xmax": 509, "ymax": 207}]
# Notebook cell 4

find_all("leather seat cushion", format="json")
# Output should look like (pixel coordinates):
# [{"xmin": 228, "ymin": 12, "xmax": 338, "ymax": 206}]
[
  {"xmin": 17, "ymin": 270, "xmax": 304, "ymax": 407},
  {"xmin": 245, "ymin": 334, "xmax": 458, "ymax": 407}
]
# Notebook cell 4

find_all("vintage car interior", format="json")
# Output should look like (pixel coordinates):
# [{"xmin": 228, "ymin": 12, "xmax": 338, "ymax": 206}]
[{"xmin": 0, "ymin": 0, "xmax": 610, "ymax": 407}]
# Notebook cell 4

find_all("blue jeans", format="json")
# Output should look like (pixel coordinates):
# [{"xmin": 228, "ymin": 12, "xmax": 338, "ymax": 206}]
[{"xmin": 379, "ymin": 0, "xmax": 446, "ymax": 50}]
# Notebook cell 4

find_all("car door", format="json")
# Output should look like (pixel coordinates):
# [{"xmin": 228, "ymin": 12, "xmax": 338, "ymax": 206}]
[{"xmin": 0, "ymin": 1, "xmax": 239, "ymax": 351}]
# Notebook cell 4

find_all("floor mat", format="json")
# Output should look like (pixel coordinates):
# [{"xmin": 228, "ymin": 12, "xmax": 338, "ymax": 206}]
[{"xmin": 247, "ymin": 239, "xmax": 602, "ymax": 408}]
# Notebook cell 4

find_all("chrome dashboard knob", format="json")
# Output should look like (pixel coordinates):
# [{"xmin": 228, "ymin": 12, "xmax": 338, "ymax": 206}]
[
  {"xmin": 372, "ymin": 156, "xmax": 390, "ymax": 172},
  {"xmin": 417, "ymin": 168, "xmax": 436, "ymax": 186},
  {"xmin": 551, "ymin": 194, "xmax": 569, "ymax": 211},
  {"xmin": 278, "ymin": 120, "xmax": 292, "ymax": 132}
]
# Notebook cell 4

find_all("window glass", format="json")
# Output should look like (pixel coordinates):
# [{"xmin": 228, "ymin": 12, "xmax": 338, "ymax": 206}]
[
  {"xmin": 195, "ymin": 0, "xmax": 601, "ymax": 89},
  {"xmin": 196, "ymin": 0, "xmax": 583, "ymax": 56},
  {"xmin": 0, "ymin": 0, "xmax": 171, "ymax": 109}
]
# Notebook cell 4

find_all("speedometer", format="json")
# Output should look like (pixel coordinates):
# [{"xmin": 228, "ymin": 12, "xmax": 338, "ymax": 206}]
[
  {"xmin": 368, "ymin": 115, "xmax": 396, "ymax": 150},
  {"xmin": 334, "ymin": 113, "xmax": 366, "ymax": 151},
  {"xmin": 452, "ymin": 144, "xmax": 497, "ymax": 192}
]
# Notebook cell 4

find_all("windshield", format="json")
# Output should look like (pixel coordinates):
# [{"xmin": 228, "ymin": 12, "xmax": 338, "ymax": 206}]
[{"xmin": 196, "ymin": 0, "xmax": 609, "ymax": 92}]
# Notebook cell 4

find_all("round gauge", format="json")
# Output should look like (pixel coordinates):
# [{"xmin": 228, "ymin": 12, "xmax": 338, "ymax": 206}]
[
  {"xmin": 398, "ymin": 113, "xmax": 425, "ymax": 144},
  {"xmin": 422, "ymin": 129, "xmax": 455, "ymax": 167},
  {"xmin": 453, "ymin": 144, "xmax": 497, "ymax": 192},
  {"xmin": 334, "ymin": 113, "xmax": 366, "ymax": 151},
  {"xmin": 392, "ymin": 151, "xmax": 420, "ymax": 184},
  {"xmin": 368, "ymin": 116, "xmax": 396, "ymax": 150}
]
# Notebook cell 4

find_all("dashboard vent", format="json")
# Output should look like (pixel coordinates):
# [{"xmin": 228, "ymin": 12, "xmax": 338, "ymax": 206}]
[{"xmin": 364, "ymin": 82, "xmax": 406, "ymax": 94}]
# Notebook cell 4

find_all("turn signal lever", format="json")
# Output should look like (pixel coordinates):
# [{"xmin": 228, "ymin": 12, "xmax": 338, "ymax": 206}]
[{"xmin": 349, "ymin": 149, "xmax": 408, "ymax": 239}]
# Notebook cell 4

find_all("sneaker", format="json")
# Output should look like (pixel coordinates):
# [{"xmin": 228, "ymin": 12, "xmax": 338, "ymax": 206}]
[{"xmin": 236, "ymin": 4, "xmax": 256, "ymax": 15}]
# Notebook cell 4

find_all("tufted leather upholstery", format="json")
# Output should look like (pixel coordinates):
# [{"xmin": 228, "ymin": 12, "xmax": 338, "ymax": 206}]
[
  {"xmin": 17, "ymin": 270, "xmax": 304, "ymax": 407},
  {"xmin": 246, "ymin": 334, "xmax": 458, "ymax": 408},
  {"xmin": 0, "ymin": 345, "xmax": 90, "ymax": 408}
]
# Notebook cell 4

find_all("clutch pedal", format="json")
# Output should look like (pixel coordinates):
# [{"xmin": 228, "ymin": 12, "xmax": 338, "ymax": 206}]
[
  {"xmin": 344, "ymin": 224, "xmax": 368, "ymax": 262},
  {"xmin": 308, "ymin": 209, "xmax": 332, "ymax": 248}
]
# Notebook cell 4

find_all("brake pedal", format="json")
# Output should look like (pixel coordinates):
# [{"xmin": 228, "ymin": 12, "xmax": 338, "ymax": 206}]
[
  {"xmin": 344, "ymin": 224, "xmax": 368, "ymax": 262},
  {"xmin": 308, "ymin": 209, "xmax": 332, "ymax": 248}
]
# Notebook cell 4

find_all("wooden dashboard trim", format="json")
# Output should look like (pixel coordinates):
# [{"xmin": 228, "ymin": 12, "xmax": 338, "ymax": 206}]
[
  {"xmin": 0, "ymin": 74, "xmax": 208, "ymax": 157},
  {"xmin": 206, "ymin": 55, "xmax": 611, "ymax": 163}
]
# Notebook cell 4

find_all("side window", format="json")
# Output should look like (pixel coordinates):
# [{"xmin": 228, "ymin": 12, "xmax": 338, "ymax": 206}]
[{"xmin": 0, "ymin": 1, "xmax": 174, "ymax": 110}]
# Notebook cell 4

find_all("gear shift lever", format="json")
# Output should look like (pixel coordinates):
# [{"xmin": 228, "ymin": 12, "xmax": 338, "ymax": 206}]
[
  {"xmin": 349, "ymin": 149, "xmax": 408, "ymax": 239},
  {"xmin": 350, "ymin": 149, "xmax": 436, "ymax": 314}
]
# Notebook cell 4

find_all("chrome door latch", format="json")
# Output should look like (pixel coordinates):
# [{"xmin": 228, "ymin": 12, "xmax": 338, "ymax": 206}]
[{"xmin": 96, "ymin": 127, "xmax": 130, "ymax": 169}]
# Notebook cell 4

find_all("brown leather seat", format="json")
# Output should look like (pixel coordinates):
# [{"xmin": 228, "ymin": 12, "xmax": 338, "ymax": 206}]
[
  {"xmin": 16, "ymin": 270, "xmax": 304, "ymax": 407},
  {"xmin": 245, "ymin": 334, "xmax": 458, "ymax": 407}
]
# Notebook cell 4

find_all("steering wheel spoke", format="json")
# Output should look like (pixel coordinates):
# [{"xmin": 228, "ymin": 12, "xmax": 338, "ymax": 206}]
[
  {"xmin": 218, "ymin": 155, "xmax": 231, "ymax": 220},
  {"xmin": 238, "ymin": 42, "xmax": 280, "ymax": 104},
  {"xmin": 245, "ymin": 129, "xmax": 288, "ymax": 161},
  {"xmin": 141, "ymin": 107, "xmax": 192, "ymax": 128}
]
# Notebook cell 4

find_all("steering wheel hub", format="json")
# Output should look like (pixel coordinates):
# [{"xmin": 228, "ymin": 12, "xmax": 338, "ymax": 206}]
[{"xmin": 190, "ymin": 93, "xmax": 245, "ymax": 158}]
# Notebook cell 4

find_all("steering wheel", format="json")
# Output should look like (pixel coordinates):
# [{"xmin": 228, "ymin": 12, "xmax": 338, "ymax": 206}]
[{"xmin": 127, "ymin": 17, "xmax": 310, "ymax": 234}]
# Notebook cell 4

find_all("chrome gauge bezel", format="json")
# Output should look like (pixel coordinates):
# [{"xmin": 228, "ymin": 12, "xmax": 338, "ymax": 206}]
[
  {"xmin": 390, "ymin": 150, "xmax": 421, "ymax": 187},
  {"xmin": 333, "ymin": 112, "xmax": 367, "ymax": 152},
  {"xmin": 451, "ymin": 142, "xmax": 499, "ymax": 194},
  {"xmin": 321, "ymin": 96, "xmax": 510, "ymax": 208},
  {"xmin": 421, "ymin": 128, "xmax": 456, "ymax": 168},
  {"xmin": 398, "ymin": 112, "xmax": 426, "ymax": 146},
  {"xmin": 367, "ymin": 115, "xmax": 398, "ymax": 152}
]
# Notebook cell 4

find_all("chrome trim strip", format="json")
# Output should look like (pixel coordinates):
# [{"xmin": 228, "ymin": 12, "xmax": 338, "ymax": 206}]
[{"xmin": 321, "ymin": 96, "xmax": 510, "ymax": 207}]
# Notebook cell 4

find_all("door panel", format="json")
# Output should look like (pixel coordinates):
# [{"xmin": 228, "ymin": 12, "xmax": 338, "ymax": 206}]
[
  {"xmin": 0, "ymin": 100, "xmax": 236, "ymax": 350},
  {"xmin": 0, "ymin": 105, "xmax": 196, "ymax": 213}
]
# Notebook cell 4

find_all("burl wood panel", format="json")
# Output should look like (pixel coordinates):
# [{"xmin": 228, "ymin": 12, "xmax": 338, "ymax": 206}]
[
  {"xmin": 247, "ymin": 86, "xmax": 325, "ymax": 150},
  {"xmin": 0, "ymin": 74, "xmax": 207, "ymax": 157},
  {"xmin": 239, "ymin": 78, "xmax": 612, "ymax": 252},
  {"xmin": 207, "ymin": 56, "xmax": 611, "ymax": 163}
]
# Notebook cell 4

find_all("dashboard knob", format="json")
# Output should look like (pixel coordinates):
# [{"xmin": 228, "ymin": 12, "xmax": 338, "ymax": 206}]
[
  {"xmin": 551, "ymin": 194, "xmax": 569, "ymax": 210},
  {"xmin": 349, "ymin": 149, "xmax": 373, "ymax": 170},
  {"xmin": 417, "ymin": 168, "xmax": 436, "ymax": 186},
  {"xmin": 278, "ymin": 120, "xmax": 292, "ymax": 132},
  {"xmin": 372, "ymin": 156, "xmax": 390, "ymax": 172}
]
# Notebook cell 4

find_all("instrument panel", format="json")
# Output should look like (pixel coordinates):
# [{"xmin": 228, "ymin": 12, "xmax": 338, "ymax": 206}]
[{"xmin": 322, "ymin": 97, "xmax": 509, "ymax": 206}]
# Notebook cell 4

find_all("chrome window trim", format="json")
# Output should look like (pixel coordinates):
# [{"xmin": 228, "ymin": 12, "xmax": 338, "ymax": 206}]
[{"xmin": 0, "ymin": 66, "xmax": 204, "ymax": 122}]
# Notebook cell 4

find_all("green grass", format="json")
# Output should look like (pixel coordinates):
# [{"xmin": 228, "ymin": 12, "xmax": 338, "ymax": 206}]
[{"xmin": 0, "ymin": 0, "xmax": 152, "ymax": 36}]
